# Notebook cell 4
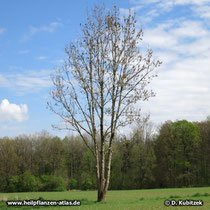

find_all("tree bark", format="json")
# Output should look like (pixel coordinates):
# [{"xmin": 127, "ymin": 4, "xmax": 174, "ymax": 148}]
[{"xmin": 98, "ymin": 189, "xmax": 107, "ymax": 202}]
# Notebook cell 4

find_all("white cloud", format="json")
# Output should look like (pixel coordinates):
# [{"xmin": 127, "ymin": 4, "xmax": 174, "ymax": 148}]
[
  {"xmin": 0, "ymin": 75, "xmax": 9, "ymax": 86},
  {"xmin": 143, "ymin": 25, "xmax": 177, "ymax": 48},
  {"xmin": 125, "ymin": 0, "xmax": 210, "ymax": 125},
  {"xmin": 36, "ymin": 56, "xmax": 47, "ymax": 60},
  {"xmin": 55, "ymin": 59, "xmax": 64, "ymax": 64},
  {"xmin": 0, "ymin": 69, "xmax": 52, "ymax": 94},
  {"xmin": 15, "ymin": 74, "xmax": 51, "ymax": 89},
  {"xmin": 120, "ymin": 6, "xmax": 142, "ymax": 16},
  {"xmin": 171, "ymin": 21, "xmax": 208, "ymax": 38},
  {"xmin": 155, "ymin": 52, "xmax": 179, "ymax": 65},
  {"xmin": 120, "ymin": 8, "xmax": 130, "ymax": 17},
  {"xmin": 131, "ymin": 0, "xmax": 210, "ymax": 24},
  {"xmin": 22, "ymin": 22, "xmax": 62, "ymax": 41},
  {"xmin": 0, "ymin": 28, "xmax": 6, "ymax": 35},
  {"xmin": 193, "ymin": 5, "xmax": 210, "ymax": 19},
  {"xmin": 142, "ymin": 20, "xmax": 210, "ymax": 53},
  {"xmin": 174, "ymin": 0, "xmax": 210, "ymax": 5},
  {"xmin": 174, "ymin": 36, "xmax": 210, "ymax": 56},
  {"xmin": 131, "ymin": 0, "xmax": 210, "ymax": 5},
  {"xmin": 18, "ymin": 50, "xmax": 29, "ymax": 54},
  {"xmin": 139, "ymin": 51, "xmax": 210, "ymax": 124},
  {"xmin": 0, "ymin": 99, "xmax": 28, "ymax": 122}
]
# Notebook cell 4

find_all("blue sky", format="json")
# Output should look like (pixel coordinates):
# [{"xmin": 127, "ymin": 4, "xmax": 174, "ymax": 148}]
[{"xmin": 1, "ymin": 0, "xmax": 210, "ymax": 137}]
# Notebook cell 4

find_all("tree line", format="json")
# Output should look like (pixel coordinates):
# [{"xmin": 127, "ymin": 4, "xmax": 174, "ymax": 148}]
[{"xmin": 0, "ymin": 118, "xmax": 210, "ymax": 193}]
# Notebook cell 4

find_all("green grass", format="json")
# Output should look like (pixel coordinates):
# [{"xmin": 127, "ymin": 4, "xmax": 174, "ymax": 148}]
[{"xmin": 0, "ymin": 187, "xmax": 210, "ymax": 210}]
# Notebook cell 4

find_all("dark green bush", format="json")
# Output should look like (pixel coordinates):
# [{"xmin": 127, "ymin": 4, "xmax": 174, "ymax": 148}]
[
  {"xmin": 19, "ymin": 170, "xmax": 41, "ymax": 192},
  {"xmin": 0, "ymin": 200, "xmax": 6, "ymax": 208},
  {"xmin": 40, "ymin": 175, "xmax": 51, "ymax": 191},
  {"xmin": 8, "ymin": 176, "xmax": 20, "ymax": 192},
  {"xmin": 81, "ymin": 178, "xmax": 92, "ymax": 190},
  {"xmin": 7, "ymin": 171, "xmax": 41, "ymax": 192},
  {"xmin": 0, "ymin": 176, "xmax": 7, "ymax": 192},
  {"xmin": 51, "ymin": 176, "xmax": 66, "ymax": 191},
  {"xmin": 40, "ymin": 175, "xmax": 66, "ymax": 191},
  {"xmin": 69, "ymin": 178, "xmax": 78, "ymax": 189}
]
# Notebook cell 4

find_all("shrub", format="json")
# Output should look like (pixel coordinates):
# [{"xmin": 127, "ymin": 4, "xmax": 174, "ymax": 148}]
[
  {"xmin": 40, "ymin": 175, "xmax": 51, "ymax": 191},
  {"xmin": 8, "ymin": 176, "xmax": 20, "ymax": 192},
  {"xmin": 81, "ymin": 178, "xmax": 92, "ymax": 190},
  {"xmin": 19, "ymin": 170, "xmax": 41, "ymax": 192},
  {"xmin": 0, "ymin": 200, "xmax": 6, "ymax": 208},
  {"xmin": 51, "ymin": 176, "xmax": 66, "ymax": 191},
  {"xmin": 0, "ymin": 176, "xmax": 7, "ymax": 192},
  {"xmin": 40, "ymin": 175, "xmax": 66, "ymax": 191},
  {"xmin": 69, "ymin": 178, "xmax": 77, "ymax": 190}
]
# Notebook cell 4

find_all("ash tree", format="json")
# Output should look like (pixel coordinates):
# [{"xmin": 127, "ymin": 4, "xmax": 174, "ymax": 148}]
[{"xmin": 48, "ymin": 5, "xmax": 161, "ymax": 202}]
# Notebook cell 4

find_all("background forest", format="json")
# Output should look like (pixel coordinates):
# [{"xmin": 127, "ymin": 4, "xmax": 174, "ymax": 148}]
[{"xmin": 0, "ymin": 118, "xmax": 210, "ymax": 193}]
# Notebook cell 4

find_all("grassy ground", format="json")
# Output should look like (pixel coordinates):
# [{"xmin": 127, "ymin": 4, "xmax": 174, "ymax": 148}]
[{"xmin": 0, "ymin": 187, "xmax": 210, "ymax": 210}]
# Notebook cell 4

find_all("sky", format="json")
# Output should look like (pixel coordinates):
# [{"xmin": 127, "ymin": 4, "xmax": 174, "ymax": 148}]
[{"xmin": 0, "ymin": 0, "xmax": 210, "ymax": 138}]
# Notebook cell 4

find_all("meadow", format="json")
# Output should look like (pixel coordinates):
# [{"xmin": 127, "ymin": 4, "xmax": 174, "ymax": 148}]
[{"xmin": 0, "ymin": 187, "xmax": 210, "ymax": 210}]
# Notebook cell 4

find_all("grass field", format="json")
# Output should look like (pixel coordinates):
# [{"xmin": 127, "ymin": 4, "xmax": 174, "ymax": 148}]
[{"xmin": 0, "ymin": 187, "xmax": 210, "ymax": 210}]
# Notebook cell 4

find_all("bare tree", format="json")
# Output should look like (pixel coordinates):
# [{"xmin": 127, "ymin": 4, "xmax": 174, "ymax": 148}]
[{"xmin": 48, "ymin": 5, "xmax": 161, "ymax": 202}]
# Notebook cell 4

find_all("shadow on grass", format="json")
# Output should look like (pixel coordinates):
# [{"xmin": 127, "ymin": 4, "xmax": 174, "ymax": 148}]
[
  {"xmin": 80, "ymin": 198, "xmax": 97, "ymax": 205},
  {"xmin": 191, "ymin": 192, "xmax": 210, "ymax": 197},
  {"xmin": 153, "ymin": 192, "xmax": 210, "ymax": 201},
  {"xmin": 169, "ymin": 195, "xmax": 181, "ymax": 199},
  {"xmin": 80, "ymin": 198, "xmax": 109, "ymax": 205}
]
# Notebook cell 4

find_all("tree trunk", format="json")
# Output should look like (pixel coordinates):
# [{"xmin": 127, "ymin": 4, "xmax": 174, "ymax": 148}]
[
  {"xmin": 98, "ymin": 189, "xmax": 107, "ymax": 202},
  {"xmin": 96, "ymin": 147, "xmax": 113, "ymax": 202},
  {"xmin": 96, "ymin": 158, "xmax": 108, "ymax": 202}
]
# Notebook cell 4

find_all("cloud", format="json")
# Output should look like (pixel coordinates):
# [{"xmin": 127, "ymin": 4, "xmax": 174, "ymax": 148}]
[
  {"xmin": 22, "ymin": 22, "xmax": 62, "ymax": 41},
  {"xmin": 15, "ymin": 74, "xmax": 51, "ymax": 89},
  {"xmin": 193, "ymin": 5, "xmax": 210, "ymax": 19},
  {"xmin": 18, "ymin": 50, "xmax": 29, "ymax": 54},
  {"xmin": 171, "ymin": 21, "xmax": 208, "ymax": 38},
  {"xmin": 0, "ymin": 99, "xmax": 28, "ymax": 122},
  {"xmin": 0, "ymin": 28, "xmax": 6, "ymax": 35},
  {"xmin": 0, "ymin": 69, "xmax": 52, "ymax": 94},
  {"xmin": 139, "ymin": 30, "xmax": 210, "ymax": 123},
  {"xmin": 120, "ymin": 6, "xmax": 142, "ymax": 16},
  {"xmin": 121, "ymin": 0, "xmax": 210, "ymax": 126},
  {"xmin": 174, "ymin": 0, "xmax": 210, "ymax": 5},
  {"xmin": 119, "ymin": 8, "xmax": 130, "ymax": 17},
  {"xmin": 174, "ymin": 36, "xmax": 210, "ymax": 56},
  {"xmin": 36, "ymin": 56, "xmax": 47, "ymax": 60},
  {"xmin": 130, "ymin": 0, "xmax": 210, "ymax": 24},
  {"xmin": 143, "ymin": 24, "xmax": 178, "ymax": 49},
  {"xmin": 142, "ymin": 20, "xmax": 210, "ymax": 53},
  {"xmin": 0, "ymin": 74, "xmax": 9, "ymax": 86},
  {"xmin": 141, "ymin": 60, "xmax": 210, "ymax": 123},
  {"xmin": 131, "ymin": 0, "xmax": 210, "ymax": 5}
]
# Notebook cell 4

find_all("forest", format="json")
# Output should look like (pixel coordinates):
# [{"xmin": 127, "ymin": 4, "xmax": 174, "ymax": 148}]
[{"xmin": 0, "ymin": 118, "xmax": 210, "ymax": 193}]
